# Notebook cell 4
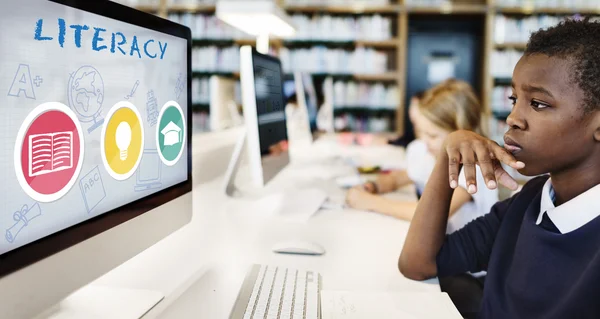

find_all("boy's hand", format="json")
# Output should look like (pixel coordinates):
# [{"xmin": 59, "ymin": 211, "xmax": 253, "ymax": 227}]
[{"xmin": 443, "ymin": 130, "xmax": 525, "ymax": 193}]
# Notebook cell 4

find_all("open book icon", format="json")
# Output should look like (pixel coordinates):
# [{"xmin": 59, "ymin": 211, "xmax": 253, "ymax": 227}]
[{"xmin": 29, "ymin": 131, "xmax": 73, "ymax": 177}]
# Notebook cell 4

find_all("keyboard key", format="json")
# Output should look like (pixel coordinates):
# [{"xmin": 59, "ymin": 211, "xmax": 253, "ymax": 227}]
[
  {"xmin": 245, "ymin": 265, "xmax": 267, "ymax": 316},
  {"xmin": 254, "ymin": 267, "xmax": 277, "ymax": 318},
  {"xmin": 267, "ymin": 268, "xmax": 287, "ymax": 317},
  {"xmin": 305, "ymin": 279, "xmax": 319, "ymax": 319},
  {"xmin": 238, "ymin": 266, "xmax": 320, "ymax": 319}
]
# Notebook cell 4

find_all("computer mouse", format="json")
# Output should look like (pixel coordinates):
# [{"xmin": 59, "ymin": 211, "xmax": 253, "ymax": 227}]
[{"xmin": 272, "ymin": 240, "xmax": 325, "ymax": 256}]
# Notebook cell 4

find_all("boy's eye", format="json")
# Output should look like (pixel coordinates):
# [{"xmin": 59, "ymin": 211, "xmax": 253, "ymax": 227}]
[
  {"xmin": 508, "ymin": 96, "xmax": 517, "ymax": 106},
  {"xmin": 530, "ymin": 100, "xmax": 550, "ymax": 109}
]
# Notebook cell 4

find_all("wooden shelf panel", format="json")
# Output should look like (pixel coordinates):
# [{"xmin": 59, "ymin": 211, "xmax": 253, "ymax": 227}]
[
  {"xmin": 334, "ymin": 107, "xmax": 397, "ymax": 113},
  {"xmin": 354, "ymin": 39, "xmax": 399, "ymax": 48},
  {"xmin": 496, "ymin": 7, "xmax": 600, "ymax": 15},
  {"xmin": 307, "ymin": 72, "xmax": 399, "ymax": 81},
  {"xmin": 283, "ymin": 39, "xmax": 398, "ymax": 48},
  {"xmin": 284, "ymin": 4, "xmax": 400, "ymax": 14},
  {"xmin": 192, "ymin": 103, "xmax": 210, "ymax": 111},
  {"xmin": 494, "ymin": 77, "xmax": 513, "ymax": 86},
  {"xmin": 192, "ymin": 71, "xmax": 240, "ymax": 78},
  {"xmin": 167, "ymin": 4, "xmax": 216, "ymax": 13},
  {"xmin": 301, "ymin": 72, "xmax": 399, "ymax": 81},
  {"xmin": 354, "ymin": 73, "xmax": 399, "ymax": 81},
  {"xmin": 191, "ymin": 71, "xmax": 399, "ymax": 82},
  {"xmin": 407, "ymin": 4, "xmax": 488, "ymax": 14},
  {"xmin": 135, "ymin": 5, "xmax": 160, "ymax": 12},
  {"xmin": 495, "ymin": 42, "xmax": 527, "ymax": 50}
]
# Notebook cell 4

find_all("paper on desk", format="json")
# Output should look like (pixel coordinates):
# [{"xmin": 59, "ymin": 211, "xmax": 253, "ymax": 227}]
[
  {"xmin": 320, "ymin": 291, "xmax": 462, "ymax": 319},
  {"xmin": 250, "ymin": 188, "xmax": 328, "ymax": 223}
]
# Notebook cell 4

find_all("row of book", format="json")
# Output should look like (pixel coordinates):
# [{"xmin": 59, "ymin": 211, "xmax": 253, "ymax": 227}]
[
  {"xmin": 168, "ymin": 13, "xmax": 394, "ymax": 42},
  {"xmin": 404, "ymin": 0, "xmax": 454, "ymax": 5},
  {"xmin": 289, "ymin": 15, "xmax": 394, "ymax": 41},
  {"xmin": 495, "ymin": 15, "xmax": 600, "ymax": 44},
  {"xmin": 168, "ymin": 14, "xmax": 251, "ymax": 40},
  {"xmin": 490, "ymin": 49, "xmax": 522, "ymax": 78},
  {"xmin": 489, "ymin": 117, "xmax": 509, "ymax": 146},
  {"xmin": 491, "ymin": 86, "xmax": 514, "ymax": 113},
  {"xmin": 192, "ymin": 112, "xmax": 211, "ymax": 133},
  {"xmin": 284, "ymin": 0, "xmax": 391, "ymax": 5},
  {"xmin": 496, "ymin": 0, "xmax": 600, "ymax": 8},
  {"xmin": 192, "ymin": 78, "xmax": 210, "ymax": 105},
  {"xmin": 191, "ymin": 45, "xmax": 392, "ymax": 77},
  {"xmin": 279, "ymin": 47, "xmax": 390, "ymax": 74},
  {"xmin": 333, "ymin": 81, "xmax": 399, "ymax": 109},
  {"xmin": 192, "ymin": 46, "xmax": 240, "ymax": 72},
  {"xmin": 334, "ymin": 114, "xmax": 393, "ymax": 133}
]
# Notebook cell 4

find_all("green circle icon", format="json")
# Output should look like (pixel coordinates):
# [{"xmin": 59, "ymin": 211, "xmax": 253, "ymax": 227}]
[{"xmin": 157, "ymin": 101, "xmax": 186, "ymax": 166}]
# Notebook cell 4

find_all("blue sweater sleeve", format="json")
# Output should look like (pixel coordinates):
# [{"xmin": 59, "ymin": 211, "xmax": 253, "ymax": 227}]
[{"xmin": 436, "ymin": 197, "xmax": 514, "ymax": 277}]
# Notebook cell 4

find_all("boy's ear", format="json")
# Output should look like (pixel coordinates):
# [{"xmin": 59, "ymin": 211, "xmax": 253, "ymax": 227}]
[{"xmin": 594, "ymin": 112, "xmax": 600, "ymax": 143}]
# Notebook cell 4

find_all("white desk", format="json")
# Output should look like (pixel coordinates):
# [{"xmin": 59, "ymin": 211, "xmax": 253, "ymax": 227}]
[{"xmin": 94, "ymin": 132, "xmax": 439, "ymax": 319}]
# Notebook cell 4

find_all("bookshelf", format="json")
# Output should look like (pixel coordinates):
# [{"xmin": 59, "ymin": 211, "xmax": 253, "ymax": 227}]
[
  {"xmin": 283, "ymin": 4, "xmax": 401, "ymax": 14},
  {"xmin": 135, "ymin": 0, "xmax": 600, "ymax": 134},
  {"xmin": 496, "ymin": 7, "xmax": 600, "ymax": 15},
  {"xmin": 406, "ymin": 3, "xmax": 488, "ymax": 14},
  {"xmin": 494, "ymin": 42, "xmax": 527, "ymax": 50},
  {"xmin": 167, "ymin": 3, "xmax": 216, "ymax": 13}
]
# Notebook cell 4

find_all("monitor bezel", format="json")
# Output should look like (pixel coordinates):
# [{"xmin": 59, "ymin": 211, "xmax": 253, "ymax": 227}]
[{"xmin": 0, "ymin": 0, "xmax": 193, "ymax": 278}]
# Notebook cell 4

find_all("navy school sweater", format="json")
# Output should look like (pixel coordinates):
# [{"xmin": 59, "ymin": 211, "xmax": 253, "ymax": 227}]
[{"xmin": 436, "ymin": 175, "xmax": 600, "ymax": 318}]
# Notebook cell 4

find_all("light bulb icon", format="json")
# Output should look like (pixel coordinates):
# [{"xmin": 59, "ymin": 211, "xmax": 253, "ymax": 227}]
[{"xmin": 116, "ymin": 121, "xmax": 132, "ymax": 161}]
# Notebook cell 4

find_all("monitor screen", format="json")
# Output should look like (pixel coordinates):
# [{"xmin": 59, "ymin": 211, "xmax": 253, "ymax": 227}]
[
  {"xmin": 0, "ymin": 0, "xmax": 189, "ymax": 261},
  {"xmin": 300, "ymin": 74, "xmax": 318, "ymax": 131},
  {"xmin": 252, "ymin": 51, "xmax": 288, "ymax": 157}
]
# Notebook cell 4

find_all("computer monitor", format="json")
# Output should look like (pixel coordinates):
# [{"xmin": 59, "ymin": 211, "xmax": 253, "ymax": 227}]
[
  {"xmin": 223, "ymin": 46, "xmax": 289, "ymax": 194},
  {"xmin": 296, "ymin": 72, "xmax": 318, "ymax": 131},
  {"xmin": 209, "ymin": 75, "xmax": 243, "ymax": 131},
  {"xmin": 0, "ymin": 1, "xmax": 192, "ymax": 318}
]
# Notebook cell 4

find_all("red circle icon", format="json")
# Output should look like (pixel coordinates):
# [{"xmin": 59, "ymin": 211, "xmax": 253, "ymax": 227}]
[{"xmin": 14, "ymin": 102, "xmax": 84, "ymax": 202}]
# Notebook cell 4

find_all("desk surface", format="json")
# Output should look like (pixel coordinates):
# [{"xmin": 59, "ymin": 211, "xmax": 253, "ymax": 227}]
[{"xmin": 95, "ymin": 132, "xmax": 438, "ymax": 319}]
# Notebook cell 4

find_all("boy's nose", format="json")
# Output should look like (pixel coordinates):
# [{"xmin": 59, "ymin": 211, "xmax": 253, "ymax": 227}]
[{"xmin": 506, "ymin": 106, "xmax": 527, "ymax": 131}]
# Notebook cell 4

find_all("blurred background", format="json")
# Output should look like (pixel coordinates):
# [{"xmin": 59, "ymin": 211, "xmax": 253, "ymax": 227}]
[{"xmin": 113, "ymin": 0, "xmax": 600, "ymax": 145}]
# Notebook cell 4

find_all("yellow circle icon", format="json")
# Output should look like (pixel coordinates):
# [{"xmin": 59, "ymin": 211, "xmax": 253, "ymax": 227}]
[{"xmin": 101, "ymin": 102, "xmax": 144, "ymax": 180}]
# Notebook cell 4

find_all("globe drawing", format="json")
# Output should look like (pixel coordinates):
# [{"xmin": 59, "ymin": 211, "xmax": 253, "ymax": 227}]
[{"xmin": 68, "ymin": 66, "xmax": 105, "ymax": 133}]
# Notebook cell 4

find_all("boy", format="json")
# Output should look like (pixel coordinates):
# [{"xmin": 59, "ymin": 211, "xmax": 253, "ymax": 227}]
[{"xmin": 399, "ymin": 18, "xmax": 600, "ymax": 318}]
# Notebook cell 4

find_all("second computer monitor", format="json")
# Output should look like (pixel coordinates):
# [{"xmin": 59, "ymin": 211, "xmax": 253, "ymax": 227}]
[{"xmin": 240, "ymin": 46, "xmax": 289, "ymax": 187}]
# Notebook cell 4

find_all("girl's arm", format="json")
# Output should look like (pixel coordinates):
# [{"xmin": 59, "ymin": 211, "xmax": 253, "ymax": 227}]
[
  {"xmin": 352, "ymin": 186, "xmax": 472, "ymax": 220},
  {"xmin": 366, "ymin": 170, "xmax": 412, "ymax": 194}
]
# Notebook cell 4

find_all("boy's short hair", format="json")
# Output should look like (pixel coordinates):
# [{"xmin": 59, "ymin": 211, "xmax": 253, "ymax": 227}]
[{"xmin": 525, "ymin": 18, "xmax": 600, "ymax": 114}]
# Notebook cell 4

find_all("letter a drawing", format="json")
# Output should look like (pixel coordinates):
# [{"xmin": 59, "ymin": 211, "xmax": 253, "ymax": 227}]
[{"xmin": 8, "ymin": 64, "xmax": 36, "ymax": 99}]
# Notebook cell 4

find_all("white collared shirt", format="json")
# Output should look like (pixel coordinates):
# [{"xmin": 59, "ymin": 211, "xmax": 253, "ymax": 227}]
[{"xmin": 536, "ymin": 178, "xmax": 600, "ymax": 234}]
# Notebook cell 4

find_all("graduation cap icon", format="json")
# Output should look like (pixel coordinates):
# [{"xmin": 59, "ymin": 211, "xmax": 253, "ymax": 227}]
[{"xmin": 161, "ymin": 121, "xmax": 182, "ymax": 146}]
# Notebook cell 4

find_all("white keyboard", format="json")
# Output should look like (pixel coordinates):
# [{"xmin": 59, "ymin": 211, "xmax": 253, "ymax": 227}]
[{"xmin": 229, "ymin": 265, "xmax": 321, "ymax": 319}]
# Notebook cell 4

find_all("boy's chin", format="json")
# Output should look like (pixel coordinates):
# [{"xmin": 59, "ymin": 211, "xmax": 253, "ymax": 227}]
[{"xmin": 515, "ymin": 166, "xmax": 545, "ymax": 177}]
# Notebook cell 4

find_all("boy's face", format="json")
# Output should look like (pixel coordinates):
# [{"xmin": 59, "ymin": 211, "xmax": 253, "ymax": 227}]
[{"xmin": 506, "ymin": 54, "xmax": 597, "ymax": 176}]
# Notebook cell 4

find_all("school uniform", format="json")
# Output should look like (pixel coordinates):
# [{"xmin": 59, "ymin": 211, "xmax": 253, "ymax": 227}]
[
  {"xmin": 437, "ymin": 175, "xmax": 600, "ymax": 318},
  {"xmin": 405, "ymin": 139, "xmax": 498, "ymax": 233}
]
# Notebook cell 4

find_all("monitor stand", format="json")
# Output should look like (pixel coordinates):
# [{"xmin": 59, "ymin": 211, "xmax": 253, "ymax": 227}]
[
  {"xmin": 222, "ymin": 131, "xmax": 329, "ymax": 222},
  {"xmin": 34, "ymin": 285, "xmax": 163, "ymax": 319},
  {"xmin": 223, "ymin": 129, "xmax": 248, "ymax": 197}
]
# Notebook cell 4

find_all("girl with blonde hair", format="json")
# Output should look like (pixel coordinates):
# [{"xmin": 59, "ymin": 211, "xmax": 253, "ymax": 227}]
[{"xmin": 346, "ymin": 79, "xmax": 496, "ymax": 233}]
